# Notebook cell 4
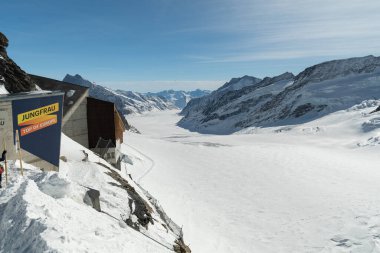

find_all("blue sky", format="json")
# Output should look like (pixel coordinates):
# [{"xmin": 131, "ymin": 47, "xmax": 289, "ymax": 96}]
[{"xmin": 1, "ymin": 0, "xmax": 380, "ymax": 92}]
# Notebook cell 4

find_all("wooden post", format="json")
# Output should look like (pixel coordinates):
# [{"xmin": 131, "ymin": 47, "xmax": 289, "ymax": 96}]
[
  {"xmin": 15, "ymin": 130, "xmax": 23, "ymax": 176},
  {"xmin": 3, "ymin": 138, "xmax": 7, "ymax": 186}
]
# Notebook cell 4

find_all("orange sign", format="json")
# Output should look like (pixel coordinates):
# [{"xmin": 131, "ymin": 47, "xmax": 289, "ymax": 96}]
[{"xmin": 20, "ymin": 116, "xmax": 57, "ymax": 136}]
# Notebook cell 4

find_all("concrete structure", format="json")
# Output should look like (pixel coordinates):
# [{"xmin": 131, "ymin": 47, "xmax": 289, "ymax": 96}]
[
  {"xmin": 31, "ymin": 75, "xmax": 90, "ymax": 147},
  {"xmin": 62, "ymin": 97, "xmax": 88, "ymax": 147}
]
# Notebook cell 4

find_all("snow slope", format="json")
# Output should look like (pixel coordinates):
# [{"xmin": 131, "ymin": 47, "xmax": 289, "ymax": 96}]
[
  {"xmin": 0, "ymin": 134, "xmax": 185, "ymax": 253},
  {"xmin": 125, "ymin": 102, "xmax": 380, "ymax": 253}
]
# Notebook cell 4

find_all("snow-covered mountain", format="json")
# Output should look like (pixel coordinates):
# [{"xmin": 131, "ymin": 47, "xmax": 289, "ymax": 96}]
[
  {"xmin": 63, "ymin": 74, "xmax": 176, "ymax": 115},
  {"xmin": 179, "ymin": 55, "xmax": 380, "ymax": 134},
  {"xmin": 146, "ymin": 89, "xmax": 211, "ymax": 109},
  {"xmin": 90, "ymin": 85, "xmax": 176, "ymax": 115}
]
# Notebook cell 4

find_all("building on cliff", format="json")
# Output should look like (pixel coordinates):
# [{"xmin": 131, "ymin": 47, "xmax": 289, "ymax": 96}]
[{"xmin": 30, "ymin": 75, "xmax": 126, "ymax": 169}]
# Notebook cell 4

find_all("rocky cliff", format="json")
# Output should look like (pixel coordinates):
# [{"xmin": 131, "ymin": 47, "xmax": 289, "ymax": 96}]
[{"xmin": 0, "ymin": 32, "xmax": 36, "ymax": 94}]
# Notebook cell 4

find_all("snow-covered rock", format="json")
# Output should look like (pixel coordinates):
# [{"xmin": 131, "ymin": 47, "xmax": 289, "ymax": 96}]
[{"xmin": 179, "ymin": 55, "xmax": 380, "ymax": 134}]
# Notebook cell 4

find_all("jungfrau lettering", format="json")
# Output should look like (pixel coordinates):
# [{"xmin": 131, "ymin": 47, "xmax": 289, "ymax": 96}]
[
  {"xmin": 17, "ymin": 103, "xmax": 59, "ymax": 126},
  {"xmin": 21, "ymin": 104, "xmax": 56, "ymax": 121},
  {"xmin": 17, "ymin": 103, "xmax": 59, "ymax": 136}
]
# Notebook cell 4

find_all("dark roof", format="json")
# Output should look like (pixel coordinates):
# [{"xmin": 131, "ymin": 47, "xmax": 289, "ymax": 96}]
[{"xmin": 30, "ymin": 74, "xmax": 88, "ymax": 116}]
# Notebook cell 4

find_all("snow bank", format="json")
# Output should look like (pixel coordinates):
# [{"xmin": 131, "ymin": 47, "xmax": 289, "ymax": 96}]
[
  {"xmin": 0, "ymin": 133, "xmax": 183, "ymax": 253},
  {"xmin": 0, "ymin": 83, "xmax": 8, "ymax": 94}
]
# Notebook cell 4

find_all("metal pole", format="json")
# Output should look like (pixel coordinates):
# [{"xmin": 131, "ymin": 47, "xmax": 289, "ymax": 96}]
[
  {"xmin": 3, "ymin": 138, "xmax": 7, "ymax": 186},
  {"xmin": 16, "ymin": 130, "xmax": 23, "ymax": 176}
]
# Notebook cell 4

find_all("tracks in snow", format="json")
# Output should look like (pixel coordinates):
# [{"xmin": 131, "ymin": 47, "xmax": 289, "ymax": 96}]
[{"xmin": 124, "ymin": 143, "xmax": 156, "ymax": 183}]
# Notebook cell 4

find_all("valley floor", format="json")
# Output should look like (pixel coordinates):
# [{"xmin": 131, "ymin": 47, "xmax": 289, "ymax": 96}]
[{"xmin": 124, "ymin": 106, "xmax": 380, "ymax": 253}]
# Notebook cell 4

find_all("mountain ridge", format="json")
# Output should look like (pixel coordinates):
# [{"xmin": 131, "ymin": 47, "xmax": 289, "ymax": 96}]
[
  {"xmin": 146, "ymin": 89, "xmax": 211, "ymax": 109},
  {"xmin": 179, "ymin": 55, "xmax": 380, "ymax": 134},
  {"xmin": 63, "ymin": 74, "xmax": 211, "ymax": 113}
]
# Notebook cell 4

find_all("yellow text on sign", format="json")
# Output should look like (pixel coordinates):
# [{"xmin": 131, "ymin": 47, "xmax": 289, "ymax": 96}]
[{"xmin": 17, "ymin": 103, "xmax": 59, "ymax": 126}]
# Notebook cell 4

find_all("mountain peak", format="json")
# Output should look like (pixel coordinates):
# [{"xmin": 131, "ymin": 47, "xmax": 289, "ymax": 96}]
[
  {"xmin": 74, "ymin": 74, "xmax": 84, "ymax": 79},
  {"xmin": 63, "ymin": 74, "xmax": 93, "ymax": 88},
  {"xmin": 218, "ymin": 75, "xmax": 262, "ymax": 92},
  {"xmin": 260, "ymin": 72, "xmax": 294, "ymax": 85}
]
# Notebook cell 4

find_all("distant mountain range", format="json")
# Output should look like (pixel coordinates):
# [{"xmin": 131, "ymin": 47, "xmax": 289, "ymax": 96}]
[
  {"xmin": 146, "ymin": 89, "xmax": 211, "ymax": 109},
  {"xmin": 179, "ymin": 55, "xmax": 380, "ymax": 134},
  {"xmin": 63, "ymin": 74, "xmax": 210, "ymax": 115},
  {"xmin": 63, "ymin": 74, "xmax": 174, "ymax": 115}
]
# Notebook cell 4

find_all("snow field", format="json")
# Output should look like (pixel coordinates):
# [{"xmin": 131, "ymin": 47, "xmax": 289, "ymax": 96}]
[{"xmin": 125, "ymin": 105, "xmax": 380, "ymax": 253}]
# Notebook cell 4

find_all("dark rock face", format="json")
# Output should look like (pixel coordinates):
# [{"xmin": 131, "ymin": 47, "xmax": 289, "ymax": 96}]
[
  {"xmin": 0, "ymin": 32, "xmax": 9, "ymax": 49},
  {"xmin": 174, "ymin": 239, "xmax": 191, "ymax": 253},
  {"xmin": 0, "ymin": 32, "xmax": 36, "ymax": 93},
  {"xmin": 83, "ymin": 188, "xmax": 101, "ymax": 212},
  {"xmin": 291, "ymin": 103, "xmax": 315, "ymax": 118},
  {"xmin": 370, "ymin": 105, "xmax": 380, "ymax": 114}
]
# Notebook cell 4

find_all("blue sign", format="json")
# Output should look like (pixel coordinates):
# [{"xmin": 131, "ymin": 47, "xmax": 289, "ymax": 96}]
[{"xmin": 12, "ymin": 94, "xmax": 63, "ymax": 167}]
